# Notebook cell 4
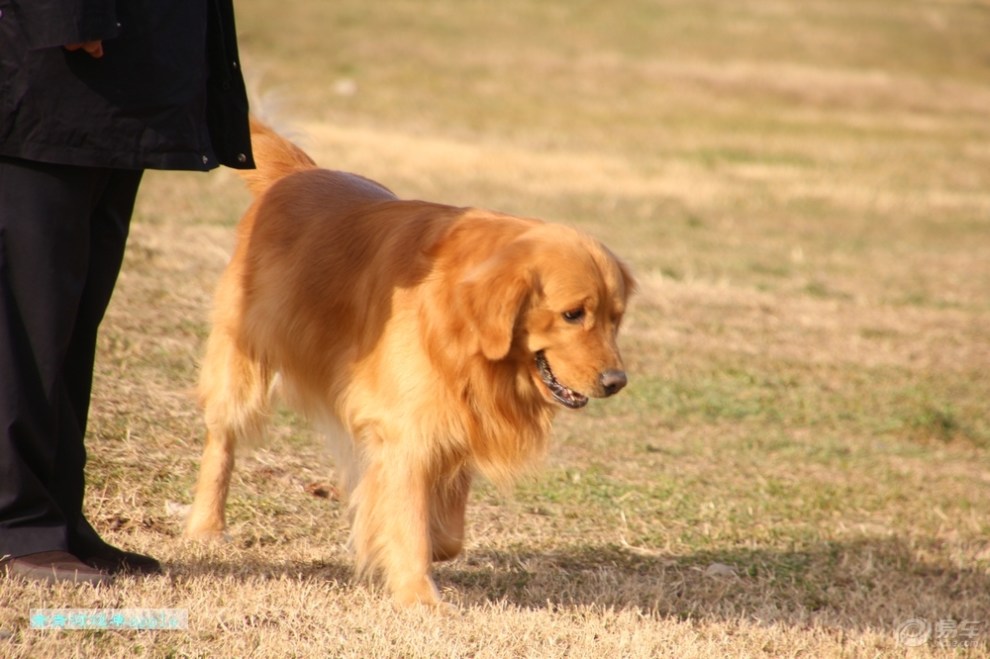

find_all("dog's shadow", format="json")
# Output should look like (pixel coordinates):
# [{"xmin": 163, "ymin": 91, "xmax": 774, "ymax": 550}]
[
  {"xmin": 434, "ymin": 537, "xmax": 990, "ymax": 633},
  {"xmin": 176, "ymin": 555, "xmax": 353, "ymax": 586},
  {"xmin": 175, "ymin": 535, "xmax": 988, "ymax": 638}
]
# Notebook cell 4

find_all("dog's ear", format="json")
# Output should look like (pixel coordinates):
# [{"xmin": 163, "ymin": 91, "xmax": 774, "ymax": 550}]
[
  {"xmin": 459, "ymin": 243, "xmax": 533, "ymax": 361},
  {"xmin": 617, "ymin": 255, "xmax": 637, "ymax": 301}
]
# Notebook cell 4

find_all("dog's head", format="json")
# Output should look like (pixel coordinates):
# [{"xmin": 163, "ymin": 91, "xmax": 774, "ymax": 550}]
[{"xmin": 460, "ymin": 222, "xmax": 635, "ymax": 408}]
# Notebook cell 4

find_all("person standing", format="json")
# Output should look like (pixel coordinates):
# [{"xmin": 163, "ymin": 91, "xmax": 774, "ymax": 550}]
[{"xmin": 0, "ymin": 0, "xmax": 254, "ymax": 584}]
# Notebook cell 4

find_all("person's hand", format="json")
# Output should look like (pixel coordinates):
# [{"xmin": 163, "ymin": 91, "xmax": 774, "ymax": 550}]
[{"xmin": 64, "ymin": 41, "xmax": 104, "ymax": 58}]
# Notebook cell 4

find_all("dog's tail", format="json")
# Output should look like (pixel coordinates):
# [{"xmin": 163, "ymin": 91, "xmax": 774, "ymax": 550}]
[{"xmin": 237, "ymin": 117, "xmax": 318, "ymax": 197}]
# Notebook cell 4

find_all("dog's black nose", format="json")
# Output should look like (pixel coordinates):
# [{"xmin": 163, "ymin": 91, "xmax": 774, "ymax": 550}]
[{"xmin": 600, "ymin": 369, "xmax": 627, "ymax": 396}]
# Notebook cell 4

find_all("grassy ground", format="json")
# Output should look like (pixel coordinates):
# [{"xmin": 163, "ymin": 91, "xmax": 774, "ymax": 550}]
[{"xmin": 3, "ymin": 0, "xmax": 990, "ymax": 656}]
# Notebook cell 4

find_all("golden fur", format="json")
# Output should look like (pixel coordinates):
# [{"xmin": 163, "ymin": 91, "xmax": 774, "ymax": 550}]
[{"xmin": 185, "ymin": 119, "xmax": 635, "ymax": 606}]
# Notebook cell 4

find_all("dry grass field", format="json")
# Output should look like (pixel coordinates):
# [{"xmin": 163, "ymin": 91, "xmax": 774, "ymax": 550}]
[{"xmin": 3, "ymin": 0, "xmax": 990, "ymax": 656}]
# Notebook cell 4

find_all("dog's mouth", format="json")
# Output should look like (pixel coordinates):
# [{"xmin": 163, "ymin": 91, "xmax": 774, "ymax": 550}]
[{"xmin": 535, "ymin": 351, "xmax": 588, "ymax": 409}]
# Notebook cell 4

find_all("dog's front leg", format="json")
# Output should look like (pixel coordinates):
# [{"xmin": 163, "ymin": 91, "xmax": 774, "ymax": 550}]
[
  {"xmin": 430, "ymin": 468, "xmax": 471, "ymax": 562},
  {"xmin": 351, "ymin": 451, "xmax": 440, "ymax": 607}
]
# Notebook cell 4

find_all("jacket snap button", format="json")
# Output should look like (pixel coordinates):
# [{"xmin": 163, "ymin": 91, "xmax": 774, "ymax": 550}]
[{"xmin": 237, "ymin": 153, "xmax": 247, "ymax": 163}]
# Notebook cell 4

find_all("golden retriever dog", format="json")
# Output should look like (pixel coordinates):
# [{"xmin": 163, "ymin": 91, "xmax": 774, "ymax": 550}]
[{"xmin": 185, "ymin": 119, "xmax": 635, "ymax": 606}]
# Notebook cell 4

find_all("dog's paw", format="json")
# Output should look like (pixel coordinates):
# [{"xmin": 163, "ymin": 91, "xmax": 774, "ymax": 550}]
[
  {"xmin": 183, "ymin": 528, "xmax": 230, "ymax": 543},
  {"xmin": 390, "ymin": 576, "xmax": 444, "ymax": 608},
  {"xmin": 183, "ymin": 516, "xmax": 229, "ymax": 542}
]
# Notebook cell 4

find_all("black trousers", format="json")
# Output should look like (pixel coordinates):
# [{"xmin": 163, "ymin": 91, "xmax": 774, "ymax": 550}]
[{"xmin": 0, "ymin": 156, "xmax": 143, "ymax": 558}]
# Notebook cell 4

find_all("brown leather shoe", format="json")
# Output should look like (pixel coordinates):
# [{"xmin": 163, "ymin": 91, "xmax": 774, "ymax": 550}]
[{"xmin": 1, "ymin": 550, "xmax": 112, "ymax": 586}]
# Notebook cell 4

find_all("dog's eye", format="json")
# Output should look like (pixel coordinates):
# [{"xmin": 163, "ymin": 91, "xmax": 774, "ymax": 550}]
[{"xmin": 562, "ymin": 308, "xmax": 585, "ymax": 323}]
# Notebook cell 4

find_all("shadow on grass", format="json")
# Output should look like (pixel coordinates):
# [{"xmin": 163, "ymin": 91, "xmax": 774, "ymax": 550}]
[
  {"xmin": 174, "ymin": 557, "xmax": 354, "ymax": 585},
  {"xmin": 172, "ymin": 536, "xmax": 989, "ymax": 644},
  {"xmin": 439, "ymin": 537, "xmax": 990, "ymax": 636}
]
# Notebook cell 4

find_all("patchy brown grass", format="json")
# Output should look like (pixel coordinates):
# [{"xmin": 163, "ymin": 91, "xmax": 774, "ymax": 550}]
[{"xmin": 3, "ymin": 0, "xmax": 990, "ymax": 656}]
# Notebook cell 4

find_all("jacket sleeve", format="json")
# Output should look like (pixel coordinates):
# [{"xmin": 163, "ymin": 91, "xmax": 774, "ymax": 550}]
[{"xmin": 10, "ymin": 0, "xmax": 120, "ymax": 50}]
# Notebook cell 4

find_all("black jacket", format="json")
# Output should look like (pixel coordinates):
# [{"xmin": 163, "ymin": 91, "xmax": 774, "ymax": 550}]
[{"xmin": 0, "ymin": 0, "xmax": 254, "ymax": 171}]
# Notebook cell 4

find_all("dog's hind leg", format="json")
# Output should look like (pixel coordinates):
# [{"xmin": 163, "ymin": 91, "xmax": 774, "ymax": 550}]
[{"xmin": 185, "ymin": 318, "xmax": 272, "ymax": 539}]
